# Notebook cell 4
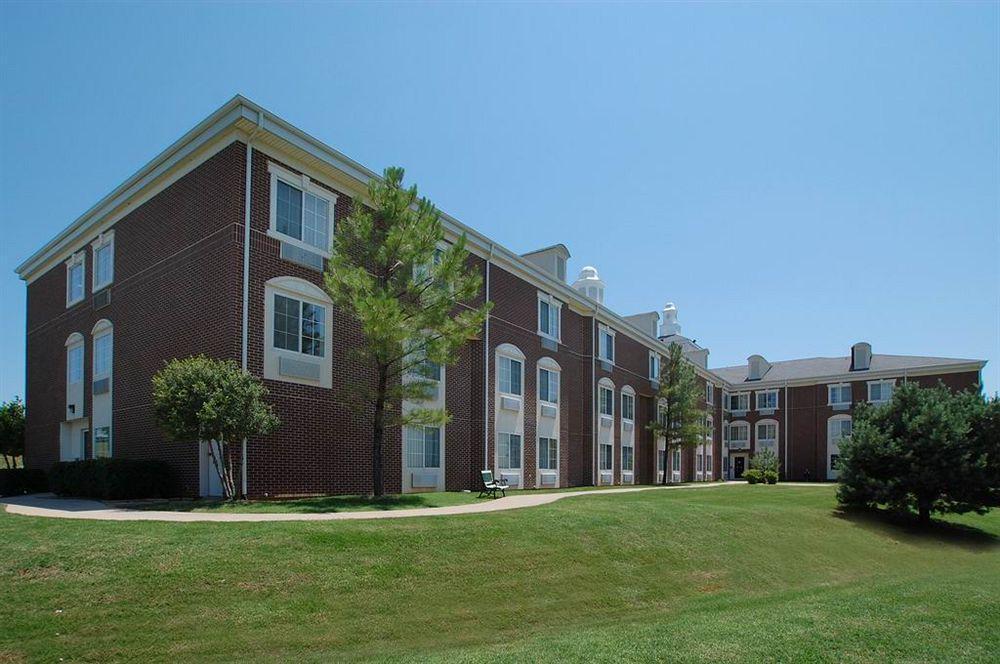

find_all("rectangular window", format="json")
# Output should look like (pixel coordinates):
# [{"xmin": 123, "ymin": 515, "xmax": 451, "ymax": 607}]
[
  {"xmin": 538, "ymin": 295, "xmax": 561, "ymax": 340},
  {"xmin": 621, "ymin": 392, "xmax": 635, "ymax": 421},
  {"xmin": 539, "ymin": 437, "xmax": 558, "ymax": 470},
  {"xmin": 829, "ymin": 384, "xmax": 852, "ymax": 406},
  {"xmin": 538, "ymin": 367, "xmax": 558, "ymax": 404},
  {"xmin": 499, "ymin": 356, "xmax": 522, "ymax": 395},
  {"xmin": 706, "ymin": 383, "xmax": 714, "ymax": 404},
  {"xmin": 93, "ymin": 333, "xmax": 112, "ymax": 378},
  {"xmin": 757, "ymin": 422, "xmax": 777, "ymax": 441},
  {"xmin": 405, "ymin": 426, "xmax": 441, "ymax": 468},
  {"xmin": 92, "ymin": 232, "xmax": 114, "ymax": 291},
  {"xmin": 868, "ymin": 380, "xmax": 894, "ymax": 404},
  {"xmin": 622, "ymin": 444, "xmax": 634, "ymax": 472},
  {"xmin": 67, "ymin": 345, "xmax": 84, "ymax": 384},
  {"xmin": 273, "ymin": 171, "xmax": 334, "ymax": 253},
  {"xmin": 673, "ymin": 448, "xmax": 681, "ymax": 472},
  {"xmin": 727, "ymin": 392, "xmax": 749, "ymax": 412},
  {"xmin": 729, "ymin": 423, "xmax": 749, "ymax": 443},
  {"xmin": 705, "ymin": 416, "xmax": 714, "ymax": 441},
  {"xmin": 66, "ymin": 252, "xmax": 85, "ymax": 306},
  {"xmin": 756, "ymin": 390, "xmax": 778, "ymax": 410},
  {"xmin": 93, "ymin": 426, "xmax": 111, "ymax": 458},
  {"xmin": 498, "ymin": 433, "xmax": 522, "ymax": 470},
  {"xmin": 649, "ymin": 353, "xmax": 660, "ymax": 380},
  {"xmin": 599, "ymin": 386, "xmax": 614, "ymax": 416},
  {"xmin": 599, "ymin": 327, "xmax": 615, "ymax": 363},
  {"xmin": 273, "ymin": 294, "xmax": 326, "ymax": 357},
  {"xmin": 658, "ymin": 449, "xmax": 666, "ymax": 472},
  {"xmin": 599, "ymin": 442, "xmax": 613, "ymax": 470},
  {"xmin": 697, "ymin": 454, "xmax": 703, "ymax": 472}
]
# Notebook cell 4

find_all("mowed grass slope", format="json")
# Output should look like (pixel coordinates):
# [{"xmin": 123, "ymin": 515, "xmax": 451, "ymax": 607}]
[{"xmin": 2, "ymin": 485, "xmax": 998, "ymax": 662}]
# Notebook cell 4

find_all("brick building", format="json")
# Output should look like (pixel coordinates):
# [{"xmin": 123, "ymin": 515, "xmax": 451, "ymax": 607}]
[{"xmin": 15, "ymin": 97, "xmax": 987, "ymax": 496}]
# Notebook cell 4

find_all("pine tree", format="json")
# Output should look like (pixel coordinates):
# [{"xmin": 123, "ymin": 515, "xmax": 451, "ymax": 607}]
[
  {"xmin": 324, "ymin": 167, "xmax": 492, "ymax": 497},
  {"xmin": 647, "ymin": 343, "xmax": 706, "ymax": 485}
]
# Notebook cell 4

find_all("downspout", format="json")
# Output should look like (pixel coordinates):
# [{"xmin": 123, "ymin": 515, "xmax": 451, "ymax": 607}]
[
  {"xmin": 592, "ymin": 313, "xmax": 598, "ymax": 485},
  {"xmin": 240, "ymin": 110, "xmax": 263, "ymax": 497},
  {"xmin": 482, "ymin": 249, "xmax": 492, "ymax": 472},
  {"xmin": 783, "ymin": 381, "xmax": 789, "ymax": 480}
]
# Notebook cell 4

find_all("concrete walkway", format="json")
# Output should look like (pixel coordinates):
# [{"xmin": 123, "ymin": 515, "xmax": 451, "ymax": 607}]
[{"xmin": 0, "ymin": 482, "xmax": 825, "ymax": 523}]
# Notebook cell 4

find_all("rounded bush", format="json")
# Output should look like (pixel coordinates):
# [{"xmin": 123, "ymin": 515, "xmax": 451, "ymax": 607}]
[
  {"xmin": 744, "ymin": 469, "xmax": 764, "ymax": 484},
  {"xmin": 764, "ymin": 470, "xmax": 778, "ymax": 485}
]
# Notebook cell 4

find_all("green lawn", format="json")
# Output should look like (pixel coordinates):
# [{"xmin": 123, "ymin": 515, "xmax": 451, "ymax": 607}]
[{"xmin": 3, "ymin": 484, "xmax": 998, "ymax": 662}]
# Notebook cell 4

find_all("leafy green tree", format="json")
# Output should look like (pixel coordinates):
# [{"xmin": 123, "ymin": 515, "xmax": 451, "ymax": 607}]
[
  {"xmin": 648, "ymin": 343, "xmax": 706, "ymax": 485},
  {"xmin": 0, "ymin": 397, "xmax": 25, "ymax": 469},
  {"xmin": 152, "ymin": 356, "xmax": 279, "ymax": 500},
  {"xmin": 837, "ymin": 381, "xmax": 1000, "ymax": 524},
  {"xmin": 749, "ymin": 447, "xmax": 780, "ymax": 475},
  {"xmin": 324, "ymin": 167, "xmax": 492, "ymax": 497}
]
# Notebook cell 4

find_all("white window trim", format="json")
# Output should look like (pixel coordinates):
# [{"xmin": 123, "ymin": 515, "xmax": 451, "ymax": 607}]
[
  {"xmin": 65, "ymin": 251, "xmax": 86, "ymax": 307},
  {"xmin": 537, "ymin": 357, "xmax": 561, "ymax": 405},
  {"xmin": 620, "ymin": 386, "xmax": 636, "ymax": 423},
  {"xmin": 867, "ymin": 379, "xmax": 895, "ymax": 404},
  {"xmin": 598, "ymin": 378, "xmax": 615, "ymax": 418},
  {"xmin": 706, "ymin": 383, "xmax": 714, "ymax": 405},
  {"xmin": 728, "ymin": 420, "xmax": 750, "ymax": 444},
  {"xmin": 537, "ymin": 436, "xmax": 559, "ymax": 472},
  {"xmin": 263, "ymin": 276, "xmax": 333, "ymax": 388},
  {"xmin": 755, "ymin": 419, "xmax": 779, "ymax": 451},
  {"xmin": 498, "ymin": 353, "xmax": 525, "ymax": 397},
  {"xmin": 827, "ymin": 414, "xmax": 853, "ymax": 479},
  {"xmin": 537, "ymin": 292, "xmax": 562, "ymax": 343},
  {"xmin": 66, "ymin": 333, "xmax": 85, "ymax": 384},
  {"xmin": 598, "ymin": 325, "xmax": 616, "ymax": 364},
  {"xmin": 728, "ymin": 391, "xmax": 750, "ymax": 413},
  {"xmin": 756, "ymin": 389, "xmax": 779, "ymax": 411},
  {"xmin": 268, "ymin": 162, "xmax": 338, "ymax": 258},
  {"xmin": 828, "ymin": 383, "xmax": 852, "ymax": 406},
  {"xmin": 649, "ymin": 351, "xmax": 660, "ymax": 381},
  {"xmin": 91, "ymin": 230, "xmax": 115, "ymax": 291},
  {"xmin": 497, "ymin": 431, "xmax": 523, "ymax": 471}
]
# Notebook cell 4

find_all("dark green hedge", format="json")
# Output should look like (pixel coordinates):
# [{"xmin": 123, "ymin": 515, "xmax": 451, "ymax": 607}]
[
  {"xmin": 49, "ymin": 459, "xmax": 177, "ymax": 500},
  {"xmin": 0, "ymin": 468, "xmax": 48, "ymax": 497}
]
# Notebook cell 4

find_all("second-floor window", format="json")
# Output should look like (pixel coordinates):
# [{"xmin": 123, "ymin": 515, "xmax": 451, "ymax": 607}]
[
  {"xmin": 499, "ymin": 356, "xmax": 522, "ymax": 396},
  {"xmin": 538, "ymin": 294, "xmax": 561, "ymax": 341},
  {"xmin": 649, "ymin": 352, "xmax": 660, "ymax": 380},
  {"xmin": 757, "ymin": 422, "xmax": 777, "ymax": 442},
  {"xmin": 622, "ymin": 392, "xmax": 635, "ymax": 422},
  {"xmin": 729, "ymin": 422, "xmax": 749, "ymax": 443},
  {"xmin": 66, "ymin": 252, "xmax": 85, "ymax": 306},
  {"xmin": 706, "ymin": 383, "xmax": 714, "ymax": 404},
  {"xmin": 829, "ymin": 383, "xmax": 852, "ymax": 406},
  {"xmin": 599, "ymin": 326, "xmax": 615, "ymax": 363},
  {"xmin": 538, "ymin": 367, "xmax": 558, "ymax": 404},
  {"xmin": 599, "ymin": 386, "xmax": 614, "ymax": 417},
  {"xmin": 757, "ymin": 389, "xmax": 778, "ymax": 410},
  {"xmin": 274, "ymin": 294, "xmax": 326, "ymax": 357}
]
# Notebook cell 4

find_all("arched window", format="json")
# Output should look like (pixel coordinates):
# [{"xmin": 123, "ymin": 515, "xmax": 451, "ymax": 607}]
[
  {"xmin": 264, "ymin": 276, "xmax": 333, "ymax": 388},
  {"xmin": 537, "ymin": 357, "xmax": 561, "ymax": 405},
  {"xmin": 65, "ymin": 333, "xmax": 85, "ymax": 420},
  {"xmin": 90, "ymin": 320, "xmax": 113, "ymax": 458}
]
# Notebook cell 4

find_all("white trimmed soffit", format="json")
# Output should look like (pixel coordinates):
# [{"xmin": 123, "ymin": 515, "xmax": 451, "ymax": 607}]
[
  {"xmin": 17, "ymin": 96, "xmax": 719, "ymax": 383},
  {"xmin": 16, "ymin": 96, "xmax": 984, "ymax": 393},
  {"xmin": 714, "ymin": 361, "xmax": 986, "ymax": 392}
]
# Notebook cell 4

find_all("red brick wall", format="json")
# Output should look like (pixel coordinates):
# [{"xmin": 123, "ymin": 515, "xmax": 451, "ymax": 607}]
[{"xmin": 24, "ymin": 142, "xmax": 246, "ymax": 494}]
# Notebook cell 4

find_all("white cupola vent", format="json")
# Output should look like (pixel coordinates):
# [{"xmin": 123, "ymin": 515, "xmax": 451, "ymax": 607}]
[
  {"xmin": 660, "ymin": 302, "xmax": 681, "ymax": 337},
  {"xmin": 851, "ymin": 342, "xmax": 872, "ymax": 371},
  {"xmin": 572, "ymin": 266, "xmax": 605, "ymax": 304},
  {"xmin": 747, "ymin": 354, "xmax": 771, "ymax": 381}
]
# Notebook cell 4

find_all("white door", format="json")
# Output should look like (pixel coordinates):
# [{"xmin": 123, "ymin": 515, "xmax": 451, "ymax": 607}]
[{"xmin": 200, "ymin": 440, "xmax": 224, "ymax": 497}]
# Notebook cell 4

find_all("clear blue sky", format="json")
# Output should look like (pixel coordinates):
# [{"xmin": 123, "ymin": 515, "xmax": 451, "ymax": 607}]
[{"xmin": 1, "ymin": 2, "xmax": 997, "ymax": 400}]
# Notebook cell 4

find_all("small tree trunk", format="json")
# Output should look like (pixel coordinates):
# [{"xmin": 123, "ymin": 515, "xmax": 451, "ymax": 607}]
[
  {"xmin": 917, "ymin": 499, "xmax": 932, "ymax": 525},
  {"xmin": 208, "ymin": 440, "xmax": 231, "ymax": 501},
  {"xmin": 372, "ymin": 365, "xmax": 388, "ymax": 498}
]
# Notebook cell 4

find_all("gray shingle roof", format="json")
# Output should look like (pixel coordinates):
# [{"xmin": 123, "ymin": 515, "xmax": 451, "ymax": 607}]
[{"xmin": 710, "ymin": 354, "xmax": 984, "ymax": 384}]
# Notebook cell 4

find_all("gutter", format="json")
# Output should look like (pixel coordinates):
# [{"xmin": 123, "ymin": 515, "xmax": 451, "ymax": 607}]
[{"xmin": 592, "ymin": 313, "xmax": 598, "ymax": 485}]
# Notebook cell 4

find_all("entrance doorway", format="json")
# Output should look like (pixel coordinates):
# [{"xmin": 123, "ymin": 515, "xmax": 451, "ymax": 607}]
[{"xmin": 732, "ymin": 454, "xmax": 747, "ymax": 479}]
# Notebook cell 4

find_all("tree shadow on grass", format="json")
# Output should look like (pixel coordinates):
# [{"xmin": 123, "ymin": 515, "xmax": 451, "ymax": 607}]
[
  {"xmin": 124, "ymin": 493, "xmax": 474, "ymax": 514},
  {"xmin": 833, "ymin": 505, "xmax": 999, "ymax": 552}
]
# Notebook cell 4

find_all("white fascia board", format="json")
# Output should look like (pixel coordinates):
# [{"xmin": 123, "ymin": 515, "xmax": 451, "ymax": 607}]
[
  {"xmin": 715, "ymin": 361, "xmax": 986, "ymax": 391},
  {"xmin": 16, "ymin": 97, "xmax": 250, "ymax": 281}
]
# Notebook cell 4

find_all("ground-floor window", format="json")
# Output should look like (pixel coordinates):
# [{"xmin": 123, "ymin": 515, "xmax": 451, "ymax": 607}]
[
  {"xmin": 705, "ymin": 453, "xmax": 713, "ymax": 479},
  {"xmin": 498, "ymin": 433, "xmax": 522, "ymax": 470},
  {"xmin": 658, "ymin": 450, "xmax": 666, "ymax": 472},
  {"xmin": 599, "ymin": 442, "xmax": 613, "ymax": 471},
  {"xmin": 405, "ymin": 426, "xmax": 441, "ymax": 468},
  {"xmin": 672, "ymin": 448, "xmax": 681, "ymax": 473},
  {"xmin": 538, "ymin": 437, "xmax": 558, "ymax": 470},
  {"xmin": 93, "ymin": 426, "xmax": 111, "ymax": 458},
  {"xmin": 622, "ymin": 444, "xmax": 634, "ymax": 472}
]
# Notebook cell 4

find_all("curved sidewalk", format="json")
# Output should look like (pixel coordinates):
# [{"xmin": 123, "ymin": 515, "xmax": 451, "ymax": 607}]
[{"xmin": 0, "ymin": 482, "xmax": 823, "ymax": 523}]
